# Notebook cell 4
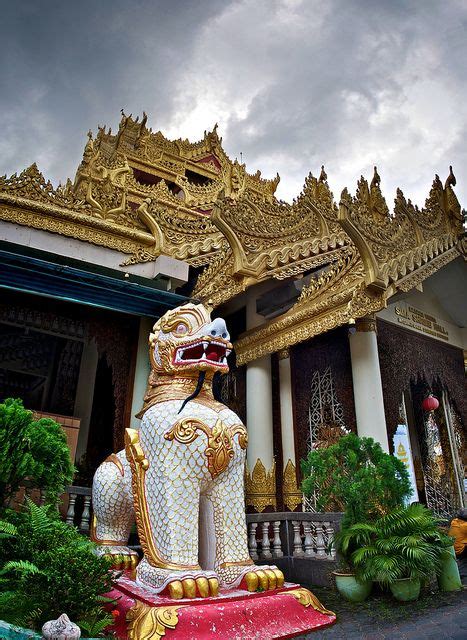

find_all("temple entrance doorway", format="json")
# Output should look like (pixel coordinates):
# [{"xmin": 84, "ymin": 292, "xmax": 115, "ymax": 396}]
[{"xmin": 402, "ymin": 379, "xmax": 466, "ymax": 518}]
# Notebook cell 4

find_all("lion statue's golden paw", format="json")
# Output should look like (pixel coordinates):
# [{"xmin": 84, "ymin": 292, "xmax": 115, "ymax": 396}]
[
  {"xmin": 167, "ymin": 576, "xmax": 219, "ymax": 599},
  {"xmin": 97, "ymin": 545, "xmax": 139, "ymax": 571},
  {"xmin": 242, "ymin": 568, "xmax": 284, "ymax": 592}
]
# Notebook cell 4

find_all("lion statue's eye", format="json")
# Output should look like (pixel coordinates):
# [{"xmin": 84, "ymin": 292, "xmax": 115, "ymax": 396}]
[{"xmin": 175, "ymin": 323, "xmax": 188, "ymax": 335}]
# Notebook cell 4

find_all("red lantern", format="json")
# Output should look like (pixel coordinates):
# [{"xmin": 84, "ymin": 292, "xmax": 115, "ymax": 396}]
[{"xmin": 422, "ymin": 394, "xmax": 439, "ymax": 412}]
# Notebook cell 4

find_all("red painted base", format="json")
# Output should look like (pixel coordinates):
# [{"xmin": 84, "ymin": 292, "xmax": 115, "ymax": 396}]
[{"xmin": 106, "ymin": 572, "xmax": 336, "ymax": 639}]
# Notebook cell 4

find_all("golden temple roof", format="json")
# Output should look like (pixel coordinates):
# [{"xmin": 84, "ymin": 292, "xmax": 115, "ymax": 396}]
[{"xmin": 0, "ymin": 112, "xmax": 464, "ymax": 362}]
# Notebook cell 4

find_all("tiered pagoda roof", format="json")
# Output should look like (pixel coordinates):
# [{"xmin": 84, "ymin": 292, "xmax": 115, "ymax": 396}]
[{"xmin": 0, "ymin": 112, "xmax": 464, "ymax": 362}]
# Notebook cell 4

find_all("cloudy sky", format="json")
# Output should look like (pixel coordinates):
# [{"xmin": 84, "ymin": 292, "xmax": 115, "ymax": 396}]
[{"xmin": 1, "ymin": 0, "xmax": 466, "ymax": 208}]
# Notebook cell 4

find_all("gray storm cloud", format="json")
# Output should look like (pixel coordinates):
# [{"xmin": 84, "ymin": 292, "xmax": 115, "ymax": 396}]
[{"xmin": 0, "ymin": 0, "xmax": 465, "ymax": 208}]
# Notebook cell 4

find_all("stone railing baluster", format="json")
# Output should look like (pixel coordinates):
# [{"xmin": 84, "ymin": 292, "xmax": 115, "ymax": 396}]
[
  {"xmin": 81, "ymin": 495, "xmax": 91, "ymax": 533},
  {"xmin": 66, "ymin": 492, "xmax": 77, "ymax": 526},
  {"xmin": 272, "ymin": 521, "xmax": 283, "ymax": 558},
  {"xmin": 315, "ymin": 522, "xmax": 326, "ymax": 557},
  {"xmin": 292, "ymin": 520, "xmax": 304, "ymax": 557},
  {"xmin": 261, "ymin": 521, "xmax": 272, "ymax": 559},
  {"xmin": 248, "ymin": 522, "xmax": 258, "ymax": 560},
  {"xmin": 303, "ymin": 520, "xmax": 314, "ymax": 556}
]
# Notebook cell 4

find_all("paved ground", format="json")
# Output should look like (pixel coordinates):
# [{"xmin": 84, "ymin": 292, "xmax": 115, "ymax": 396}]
[{"xmin": 297, "ymin": 584, "xmax": 467, "ymax": 639}]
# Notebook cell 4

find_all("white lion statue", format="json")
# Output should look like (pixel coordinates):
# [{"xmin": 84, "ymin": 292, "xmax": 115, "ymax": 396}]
[{"xmin": 91, "ymin": 303, "xmax": 283, "ymax": 598}]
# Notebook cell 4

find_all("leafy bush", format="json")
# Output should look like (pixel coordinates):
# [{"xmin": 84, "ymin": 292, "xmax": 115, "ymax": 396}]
[
  {"xmin": 0, "ymin": 501, "xmax": 114, "ymax": 636},
  {"xmin": 301, "ymin": 433, "xmax": 412, "ymax": 526},
  {"xmin": 335, "ymin": 503, "xmax": 453, "ymax": 584},
  {"xmin": 0, "ymin": 398, "xmax": 75, "ymax": 507}
]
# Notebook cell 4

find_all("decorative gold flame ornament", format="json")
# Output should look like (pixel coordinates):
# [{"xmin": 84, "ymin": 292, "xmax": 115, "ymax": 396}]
[
  {"xmin": 282, "ymin": 459, "xmax": 302, "ymax": 511},
  {"xmin": 245, "ymin": 458, "xmax": 277, "ymax": 512}
]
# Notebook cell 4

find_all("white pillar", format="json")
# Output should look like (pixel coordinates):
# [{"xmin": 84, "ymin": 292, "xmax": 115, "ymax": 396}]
[
  {"xmin": 74, "ymin": 339, "xmax": 99, "ymax": 462},
  {"xmin": 245, "ymin": 295, "xmax": 276, "ymax": 511},
  {"xmin": 278, "ymin": 349, "xmax": 301, "ymax": 511},
  {"xmin": 129, "ymin": 317, "xmax": 153, "ymax": 429},
  {"xmin": 348, "ymin": 316, "xmax": 389, "ymax": 452},
  {"xmin": 246, "ymin": 355, "xmax": 274, "ymax": 468}
]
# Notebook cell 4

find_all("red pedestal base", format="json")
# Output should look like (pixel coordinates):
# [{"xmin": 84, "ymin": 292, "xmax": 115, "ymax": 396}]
[{"xmin": 106, "ymin": 572, "xmax": 336, "ymax": 639}]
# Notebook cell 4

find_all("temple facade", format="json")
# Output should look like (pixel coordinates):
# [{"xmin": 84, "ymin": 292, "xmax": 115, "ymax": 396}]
[{"xmin": 0, "ymin": 112, "xmax": 465, "ymax": 516}]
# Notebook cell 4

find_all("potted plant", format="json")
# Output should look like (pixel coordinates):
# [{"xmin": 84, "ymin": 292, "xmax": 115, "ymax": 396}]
[
  {"xmin": 301, "ymin": 434, "xmax": 412, "ymax": 527},
  {"xmin": 339, "ymin": 503, "xmax": 453, "ymax": 602},
  {"xmin": 333, "ymin": 523, "xmax": 375, "ymax": 602}
]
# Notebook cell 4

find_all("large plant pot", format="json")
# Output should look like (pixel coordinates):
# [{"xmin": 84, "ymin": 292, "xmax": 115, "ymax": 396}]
[
  {"xmin": 437, "ymin": 546, "xmax": 462, "ymax": 592},
  {"xmin": 389, "ymin": 578, "xmax": 421, "ymax": 602},
  {"xmin": 333, "ymin": 572, "xmax": 372, "ymax": 602}
]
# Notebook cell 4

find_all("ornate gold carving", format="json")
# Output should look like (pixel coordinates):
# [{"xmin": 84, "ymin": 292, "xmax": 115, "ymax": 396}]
[
  {"xmin": 125, "ymin": 428, "xmax": 200, "ymax": 571},
  {"xmin": 245, "ymin": 458, "xmax": 276, "ymax": 512},
  {"xmin": 278, "ymin": 348, "xmax": 290, "ymax": 360},
  {"xmin": 285, "ymin": 587, "xmax": 335, "ymax": 616},
  {"xmin": 282, "ymin": 460, "xmax": 302, "ymax": 511},
  {"xmin": 164, "ymin": 418, "xmax": 247, "ymax": 479},
  {"xmin": 339, "ymin": 168, "xmax": 463, "ymax": 291},
  {"xmin": 126, "ymin": 601, "xmax": 185, "ymax": 640}
]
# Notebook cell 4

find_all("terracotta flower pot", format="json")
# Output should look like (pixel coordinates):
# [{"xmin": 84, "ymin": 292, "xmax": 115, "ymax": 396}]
[
  {"xmin": 333, "ymin": 572, "xmax": 372, "ymax": 602},
  {"xmin": 389, "ymin": 577, "xmax": 421, "ymax": 602}
]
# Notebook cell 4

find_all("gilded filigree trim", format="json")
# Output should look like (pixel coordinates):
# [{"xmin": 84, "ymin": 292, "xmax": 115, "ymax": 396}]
[
  {"xmin": 164, "ymin": 418, "xmax": 247, "ymax": 479},
  {"xmin": 126, "ymin": 601, "xmax": 186, "ymax": 640},
  {"xmin": 245, "ymin": 458, "xmax": 276, "ymax": 512},
  {"xmin": 282, "ymin": 459, "xmax": 302, "ymax": 511}
]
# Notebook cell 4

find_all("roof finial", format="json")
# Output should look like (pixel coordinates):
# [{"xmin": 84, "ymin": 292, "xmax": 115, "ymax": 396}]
[
  {"xmin": 319, "ymin": 165, "xmax": 327, "ymax": 183},
  {"xmin": 445, "ymin": 165, "xmax": 456, "ymax": 189},
  {"xmin": 371, "ymin": 165, "xmax": 381, "ymax": 189}
]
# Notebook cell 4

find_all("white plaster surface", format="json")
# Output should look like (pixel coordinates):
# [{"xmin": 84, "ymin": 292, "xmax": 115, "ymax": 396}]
[
  {"xmin": 278, "ymin": 355, "xmax": 296, "ymax": 468},
  {"xmin": 0, "ymin": 221, "xmax": 189, "ymax": 287},
  {"xmin": 349, "ymin": 329, "xmax": 389, "ymax": 452}
]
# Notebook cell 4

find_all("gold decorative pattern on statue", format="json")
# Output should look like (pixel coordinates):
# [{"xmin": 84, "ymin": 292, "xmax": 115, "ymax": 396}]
[
  {"xmin": 164, "ymin": 418, "xmax": 247, "ymax": 479},
  {"xmin": 124, "ymin": 428, "xmax": 200, "ymax": 570},
  {"xmin": 284, "ymin": 588, "xmax": 335, "ymax": 616},
  {"xmin": 126, "ymin": 601, "xmax": 186, "ymax": 640},
  {"xmin": 245, "ymin": 458, "xmax": 277, "ymax": 512},
  {"xmin": 282, "ymin": 460, "xmax": 302, "ymax": 511}
]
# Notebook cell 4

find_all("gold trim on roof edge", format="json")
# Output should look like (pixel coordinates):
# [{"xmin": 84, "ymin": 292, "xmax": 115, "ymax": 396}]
[{"xmin": 0, "ymin": 114, "xmax": 463, "ymax": 343}]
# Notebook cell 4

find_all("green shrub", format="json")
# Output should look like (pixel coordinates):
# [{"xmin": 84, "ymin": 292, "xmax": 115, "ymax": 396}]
[
  {"xmin": 0, "ymin": 501, "xmax": 114, "ymax": 636},
  {"xmin": 0, "ymin": 398, "xmax": 75, "ymax": 507},
  {"xmin": 335, "ymin": 503, "xmax": 453, "ymax": 584},
  {"xmin": 301, "ymin": 433, "xmax": 412, "ymax": 526}
]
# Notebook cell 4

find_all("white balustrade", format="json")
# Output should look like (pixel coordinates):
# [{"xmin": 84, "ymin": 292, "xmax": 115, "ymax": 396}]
[
  {"xmin": 261, "ymin": 521, "xmax": 272, "ymax": 559},
  {"xmin": 248, "ymin": 522, "xmax": 258, "ymax": 560},
  {"xmin": 292, "ymin": 520, "xmax": 304, "ymax": 557},
  {"xmin": 272, "ymin": 521, "xmax": 283, "ymax": 558}
]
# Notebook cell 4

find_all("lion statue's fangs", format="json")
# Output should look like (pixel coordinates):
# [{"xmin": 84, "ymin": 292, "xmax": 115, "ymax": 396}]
[{"xmin": 91, "ymin": 302, "xmax": 283, "ymax": 599}]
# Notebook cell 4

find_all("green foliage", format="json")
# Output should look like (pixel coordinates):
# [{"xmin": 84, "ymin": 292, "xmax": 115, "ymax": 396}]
[
  {"xmin": 301, "ymin": 433, "xmax": 412, "ymax": 526},
  {"xmin": 0, "ymin": 398, "xmax": 75, "ymax": 507},
  {"xmin": 334, "ymin": 503, "xmax": 453, "ymax": 584},
  {"xmin": 0, "ymin": 501, "xmax": 114, "ymax": 636}
]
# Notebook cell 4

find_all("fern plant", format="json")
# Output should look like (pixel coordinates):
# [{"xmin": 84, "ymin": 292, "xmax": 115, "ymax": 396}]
[
  {"xmin": 335, "ymin": 503, "xmax": 453, "ymax": 585},
  {"xmin": 0, "ymin": 501, "xmax": 114, "ymax": 637}
]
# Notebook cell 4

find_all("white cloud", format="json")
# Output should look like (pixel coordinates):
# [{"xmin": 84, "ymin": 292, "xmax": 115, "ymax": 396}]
[{"xmin": 0, "ymin": 0, "xmax": 465, "ymax": 210}]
